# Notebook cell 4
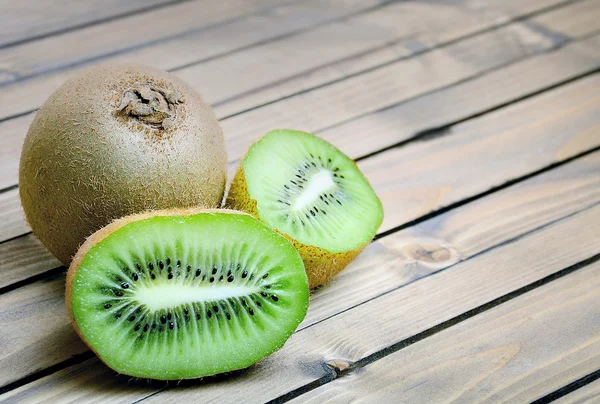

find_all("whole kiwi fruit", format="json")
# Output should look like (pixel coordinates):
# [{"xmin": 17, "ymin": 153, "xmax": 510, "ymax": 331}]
[{"xmin": 19, "ymin": 64, "xmax": 227, "ymax": 265}]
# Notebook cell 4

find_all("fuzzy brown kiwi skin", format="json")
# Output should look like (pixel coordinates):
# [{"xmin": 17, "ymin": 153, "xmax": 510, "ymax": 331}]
[
  {"xmin": 226, "ymin": 167, "xmax": 365, "ymax": 289},
  {"xmin": 19, "ymin": 64, "xmax": 227, "ymax": 266},
  {"xmin": 66, "ymin": 207, "xmax": 248, "ymax": 374}
]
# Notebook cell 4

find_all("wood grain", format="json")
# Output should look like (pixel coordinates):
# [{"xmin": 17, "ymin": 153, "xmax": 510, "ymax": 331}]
[
  {"xmin": 294, "ymin": 261, "xmax": 600, "ymax": 404},
  {"xmin": 0, "ymin": 0, "xmax": 286, "ymax": 84},
  {"xmin": 0, "ymin": 189, "xmax": 26, "ymax": 242},
  {"xmin": 555, "ymin": 378, "xmax": 600, "ymax": 404},
  {"xmin": 532, "ymin": 0, "xmax": 600, "ymax": 38},
  {"xmin": 0, "ymin": 0, "xmax": 589, "ymax": 122},
  {"xmin": 0, "ymin": 0, "xmax": 387, "ymax": 117},
  {"xmin": 0, "ymin": 145, "xmax": 598, "ymax": 393},
  {"xmin": 2, "ymin": 19, "xmax": 598, "ymax": 194},
  {"xmin": 0, "ymin": 0, "xmax": 180, "ymax": 48},
  {"xmin": 4, "ymin": 197, "xmax": 598, "ymax": 403},
  {"xmin": 1, "ymin": 74, "xmax": 599, "ymax": 287}
]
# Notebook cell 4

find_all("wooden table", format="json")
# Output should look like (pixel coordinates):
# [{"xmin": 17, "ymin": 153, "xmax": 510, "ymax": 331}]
[{"xmin": 1, "ymin": 0, "xmax": 600, "ymax": 402}]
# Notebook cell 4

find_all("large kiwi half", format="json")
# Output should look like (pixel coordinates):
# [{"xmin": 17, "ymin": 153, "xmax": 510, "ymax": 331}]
[
  {"xmin": 66, "ymin": 208, "xmax": 308, "ymax": 380},
  {"xmin": 19, "ymin": 64, "xmax": 227, "ymax": 265},
  {"xmin": 226, "ymin": 130, "xmax": 383, "ymax": 288}
]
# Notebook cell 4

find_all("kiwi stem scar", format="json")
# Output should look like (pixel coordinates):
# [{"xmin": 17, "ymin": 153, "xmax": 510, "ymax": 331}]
[
  {"xmin": 292, "ymin": 170, "xmax": 336, "ymax": 211},
  {"xmin": 134, "ymin": 284, "xmax": 262, "ymax": 311}
]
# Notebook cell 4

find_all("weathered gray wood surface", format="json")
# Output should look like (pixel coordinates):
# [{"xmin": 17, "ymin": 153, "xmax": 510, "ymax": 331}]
[{"xmin": 0, "ymin": 0, "xmax": 599, "ymax": 402}]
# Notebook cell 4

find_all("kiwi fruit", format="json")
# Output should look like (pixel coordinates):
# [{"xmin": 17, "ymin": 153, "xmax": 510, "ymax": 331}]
[
  {"xmin": 19, "ymin": 64, "xmax": 227, "ymax": 265},
  {"xmin": 226, "ymin": 129, "xmax": 383, "ymax": 288},
  {"xmin": 66, "ymin": 208, "xmax": 309, "ymax": 380}
]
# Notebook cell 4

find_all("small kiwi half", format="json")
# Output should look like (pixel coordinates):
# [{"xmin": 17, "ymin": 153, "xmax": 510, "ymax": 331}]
[
  {"xmin": 66, "ymin": 208, "xmax": 309, "ymax": 380},
  {"xmin": 226, "ymin": 130, "xmax": 383, "ymax": 288}
]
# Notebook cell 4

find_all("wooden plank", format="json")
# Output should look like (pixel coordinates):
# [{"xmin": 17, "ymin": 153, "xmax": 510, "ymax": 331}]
[
  {"xmin": 176, "ymin": 0, "xmax": 578, "ymax": 117},
  {"xmin": 0, "ymin": 0, "xmax": 179, "ymax": 48},
  {"xmin": 215, "ymin": 0, "xmax": 600, "ymax": 118},
  {"xmin": 321, "ymin": 33, "xmax": 600, "ymax": 161},
  {"xmin": 1, "ymin": 73, "xmax": 599, "ymax": 286},
  {"xmin": 532, "ymin": 0, "xmax": 600, "ymax": 38},
  {"xmin": 0, "ymin": 189, "xmax": 26, "ymax": 242},
  {"xmin": 3, "ymin": 21, "xmax": 596, "ymax": 194},
  {"xmin": 0, "ymin": 0, "xmax": 386, "ymax": 115},
  {"xmin": 0, "ymin": 0, "xmax": 287, "ymax": 85},
  {"xmin": 555, "ymin": 378, "xmax": 600, "ymax": 403},
  {"xmin": 0, "ymin": 0, "xmax": 574, "ymax": 120},
  {"xmin": 293, "ymin": 261, "xmax": 600, "ymax": 404},
  {"xmin": 4, "ymin": 196, "xmax": 598, "ymax": 403},
  {"xmin": 365, "ymin": 73, "xmax": 600, "ymax": 232}
]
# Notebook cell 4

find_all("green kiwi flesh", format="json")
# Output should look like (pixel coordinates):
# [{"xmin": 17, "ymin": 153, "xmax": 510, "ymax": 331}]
[
  {"xmin": 67, "ymin": 210, "xmax": 309, "ymax": 380},
  {"xmin": 238, "ymin": 130, "xmax": 382, "ymax": 252},
  {"xmin": 19, "ymin": 64, "xmax": 227, "ymax": 266}
]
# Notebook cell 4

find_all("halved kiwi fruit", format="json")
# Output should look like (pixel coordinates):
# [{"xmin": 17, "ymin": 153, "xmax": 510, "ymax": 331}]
[
  {"xmin": 66, "ymin": 208, "xmax": 309, "ymax": 380},
  {"xmin": 20, "ymin": 64, "xmax": 227, "ymax": 265},
  {"xmin": 226, "ymin": 129, "xmax": 383, "ymax": 288}
]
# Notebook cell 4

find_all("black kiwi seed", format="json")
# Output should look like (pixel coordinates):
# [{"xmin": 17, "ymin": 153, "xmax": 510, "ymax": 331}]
[
  {"xmin": 167, "ymin": 313, "xmax": 172, "ymax": 320},
  {"xmin": 115, "ymin": 314, "xmax": 122, "ymax": 319},
  {"xmin": 169, "ymin": 322, "xmax": 175, "ymax": 330},
  {"xmin": 248, "ymin": 308, "xmax": 254, "ymax": 316},
  {"xmin": 166, "ymin": 258, "xmax": 171, "ymax": 266},
  {"xmin": 148, "ymin": 262, "xmax": 154, "ymax": 270},
  {"xmin": 242, "ymin": 271, "xmax": 248, "ymax": 278},
  {"xmin": 242, "ymin": 299, "xmax": 247, "ymax": 307},
  {"xmin": 213, "ymin": 305, "xmax": 219, "ymax": 313},
  {"xmin": 134, "ymin": 324, "xmax": 141, "ymax": 331},
  {"xmin": 184, "ymin": 308, "xmax": 189, "ymax": 315},
  {"xmin": 159, "ymin": 261, "xmax": 164, "ymax": 269},
  {"xmin": 210, "ymin": 277, "xmax": 215, "ymax": 283},
  {"xmin": 187, "ymin": 265, "xmax": 192, "ymax": 272},
  {"xmin": 207, "ymin": 310, "xmax": 212, "ymax": 318},
  {"xmin": 132, "ymin": 273, "xmax": 139, "ymax": 281},
  {"xmin": 212, "ymin": 267, "xmax": 218, "ymax": 275},
  {"xmin": 168, "ymin": 273, "xmax": 173, "ymax": 279},
  {"xmin": 227, "ymin": 276, "xmax": 234, "ymax": 282},
  {"xmin": 195, "ymin": 268, "xmax": 201, "ymax": 277},
  {"xmin": 152, "ymin": 324, "xmax": 156, "ymax": 329},
  {"xmin": 219, "ymin": 275, "xmax": 224, "ymax": 282},
  {"xmin": 115, "ymin": 290, "xmax": 124, "ymax": 297},
  {"xmin": 196, "ymin": 312, "xmax": 201, "ymax": 320},
  {"xmin": 176, "ymin": 260, "xmax": 181, "ymax": 267},
  {"xmin": 135, "ymin": 263, "xmax": 141, "ymax": 270},
  {"xmin": 256, "ymin": 301, "xmax": 262, "ymax": 307},
  {"xmin": 227, "ymin": 270, "xmax": 232, "ymax": 277},
  {"xmin": 121, "ymin": 282, "xmax": 129, "ymax": 289},
  {"xmin": 261, "ymin": 292, "xmax": 267, "ymax": 297},
  {"xmin": 143, "ymin": 324, "xmax": 149, "ymax": 332},
  {"xmin": 160, "ymin": 315, "xmax": 167, "ymax": 324},
  {"xmin": 262, "ymin": 273, "xmax": 268, "ymax": 279},
  {"xmin": 151, "ymin": 273, "xmax": 156, "ymax": 280},
  {"xmin": 226, "ymin": 313, "xmax": 231, "ymax": 320},
  {"xmin": 129, "ymin": 315, "xmax": 136, "ymax": 322},
  {"xmin": 271, "ymin": 295, "xmax": 279, "ymax": 302}
]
